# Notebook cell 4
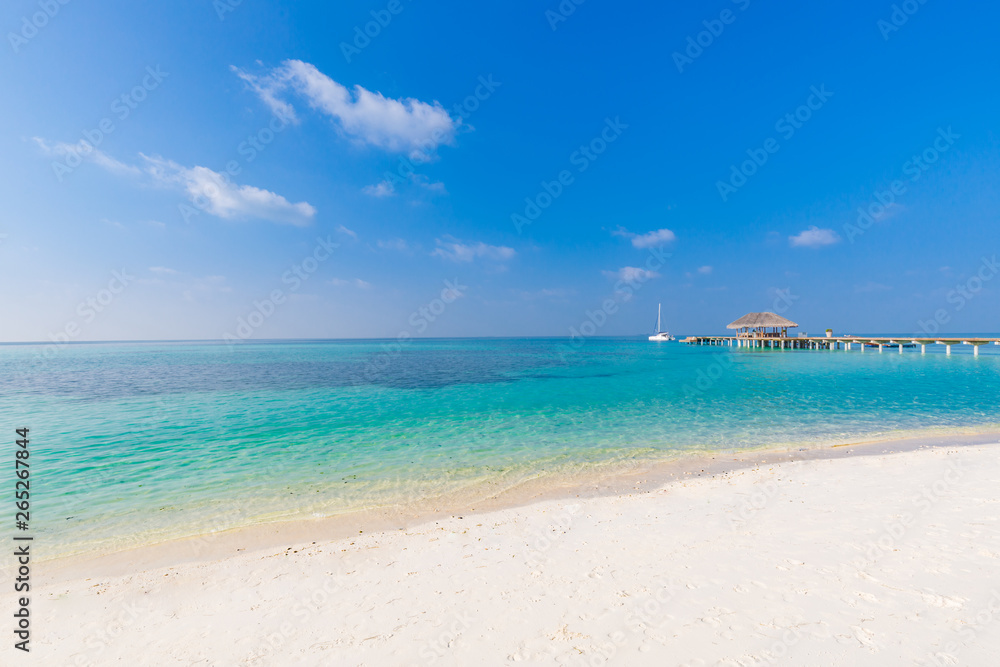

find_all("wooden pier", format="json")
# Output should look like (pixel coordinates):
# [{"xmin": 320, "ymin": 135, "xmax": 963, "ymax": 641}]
[
  {"xmin": 683, "ymin": 335, "xmax": 1000, "ymax": 356},
  {"xmin": 682, "ymin": 313, "xmax": 999, "ymax": 355}
]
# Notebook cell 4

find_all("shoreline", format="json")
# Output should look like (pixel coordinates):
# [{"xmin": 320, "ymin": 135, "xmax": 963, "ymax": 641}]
[
  {"xmin": 17, "ymin": 434, "xmax": 1000, "ymax": 664},
  {"xmin": 41, "ymin": 426, "xmax": 1000, "ymax": 582}
]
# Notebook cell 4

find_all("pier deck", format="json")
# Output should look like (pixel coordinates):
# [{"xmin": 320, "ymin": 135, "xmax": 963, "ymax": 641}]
[{"xmin": 683, "ymin": 336, "xmax": 1000, "ymax": 356}]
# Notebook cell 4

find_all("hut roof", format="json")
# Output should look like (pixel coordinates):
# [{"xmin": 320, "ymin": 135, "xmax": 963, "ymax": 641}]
[{"xmin": 726, "ymin": 312, "xmax": 799, "ymax": 329}]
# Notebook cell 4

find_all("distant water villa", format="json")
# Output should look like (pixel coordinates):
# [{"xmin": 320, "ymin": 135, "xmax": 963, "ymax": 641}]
[{"xmin": 726, "ymin": 312, "xmax": 797, "ymax": 339}]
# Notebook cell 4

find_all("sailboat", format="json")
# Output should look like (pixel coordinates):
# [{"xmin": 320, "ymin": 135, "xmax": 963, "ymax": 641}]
[{"xmin": 648, "ymin": 303, "xmax": 674, "ymax": 341}]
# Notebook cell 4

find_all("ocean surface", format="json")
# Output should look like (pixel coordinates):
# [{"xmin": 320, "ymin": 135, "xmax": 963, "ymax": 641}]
[{"xmin": 3, "ymin": 337, "xmax": 1000, "ymax": 558}]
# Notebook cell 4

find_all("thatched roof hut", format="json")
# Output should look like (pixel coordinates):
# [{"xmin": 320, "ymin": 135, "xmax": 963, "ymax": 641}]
[{"xmin": 727, "ymin": 312, "xmax": 798, "ymax": 338}]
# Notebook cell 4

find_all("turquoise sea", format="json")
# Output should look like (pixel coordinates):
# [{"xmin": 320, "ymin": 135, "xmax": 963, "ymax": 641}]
[{"xmin": 3, "ymin": 337, "xmax": 1000, "ymax": 558}]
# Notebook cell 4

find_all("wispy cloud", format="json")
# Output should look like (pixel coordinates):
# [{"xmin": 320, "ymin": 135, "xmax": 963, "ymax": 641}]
[
  {"xmin": 377, "ymin": 238, "xmax": 411, "ymax": 252},
  {"xmin": 330, "ymin": 278, "xmax": 372, "ymax": 288},
  {"xmin": 149, "ymin": 266, "xmax": 178, "ymax": 275},
  {"xmin": 143, "ymin": 155, "xmax": 316, "ymax": 226},
  {"xmin": 34, "ymin": 138, "xmax": 315, "ymax": 226},
  {"xmin": 603, "ymin": 266, "xmax": 660, "ymax": 283},
  {"xmin": 34, "ymin": 138, "xmax": 140, "ymax": 177},
  {"xmin": 364, "ymin": 174, "xmax": 446, "ymax": 197},
  {"xmin": 432, "ymin": 236, "xmax": 515, "ymax": 263},
  {"xmin": 233, "ymin": 60, "xmax": 457, "ymax": 158},
  {"xmin": 789, "ymin": 226, "xmax": 839, "ymax": 248},
  {"xmin": 612, "ymin": 226, "xmax": 676, "ymax": 249},
  {"xmin": 336, "ymin": 225, "xmax": 358, "ymax": 239},
  {"xmin": 362, "ymin": 181, "xmax": 395, "ymax": 197},
  {"xmin": 519, "ymin": 287, "xmax": 576, "ymax": 301},
  {"xmin": 685, "ymin": 265, "xmax": 714, "ymax": 279}
]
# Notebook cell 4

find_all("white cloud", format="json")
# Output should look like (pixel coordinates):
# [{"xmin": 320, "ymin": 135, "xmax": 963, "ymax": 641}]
[
  {"xmin": 411, "ymin": 174, "xmax": 446, "ymax": 193},
  {"xmin": 364, "ymin": 174, "xmax": 446, "ymax": 197},
  {"xmin": 142, "ymin": 155, "xmax": 315, "ymax": 226},
  {"xmin": 234, "ymin": 60, "xmax": 457, "ymax": 158},
  {"xmin": 362, "ymin": 181, "xmax": 395, "ymax": 197},
  {"xmin": 432, "ymin": 236, "xmax": 515, "ymax": 263},
  {"xmin": 519, "ymin": 288, "xmax": 575, "ymax": 300},
  {"xmin": 330, "ymin": 278, "xmax": 372, "ymax": 288},
  {"xmin": 232, "ymin": 64, "xmax": 298, "ymax": 122},
  {"xmin": 35, "ymin": 137, "xmax": 315, "ymax": 226},
  {"xmin": 34, "ymin": 138, "xmax": 140, "ymax": 177},
  {"xmin": 789, "ymin": 226, "xmax": 839, "ymax": 248},
  {"xmin": 697, "ymin": 265, "xmax": 713, "ymax": 275},
  {"xmin": 377, "ymin": 238, "xmax": 410, "ymax": 252},
  {"xmin": 612, "ymin": 226, "xmax": 676, "ymax": 249},
  {"xmin": 336, "ymin": 225, "xmax": 358, "ymax": 239},
  {"xmin": 149, "ymin": 266, "xmax": 178, "ymax": 275},
  {"xmin": 602, "ymin": 266, "xmax": 660, "ymax": 284}
]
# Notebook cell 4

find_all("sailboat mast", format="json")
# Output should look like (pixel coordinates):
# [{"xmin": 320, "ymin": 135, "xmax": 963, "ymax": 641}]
[{"xmin": 657, "ymin": 303, "xmax": 661, "ymax": 332}]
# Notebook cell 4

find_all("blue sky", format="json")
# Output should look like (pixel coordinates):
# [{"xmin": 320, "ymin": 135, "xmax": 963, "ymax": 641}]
[{"xmin": 2, "ymin": 0, "xmax": 999, "ymax": 341}]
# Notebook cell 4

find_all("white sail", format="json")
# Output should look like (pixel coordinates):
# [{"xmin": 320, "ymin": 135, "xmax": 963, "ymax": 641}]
[{"xmin": 649, "ymin": 303, "xmax": 673, "ymax": 341}]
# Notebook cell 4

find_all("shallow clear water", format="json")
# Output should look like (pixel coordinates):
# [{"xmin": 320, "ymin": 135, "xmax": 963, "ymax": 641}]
[{"xmin": 3, "ymin": 338, "xmax": 1000, "ymax": 557}]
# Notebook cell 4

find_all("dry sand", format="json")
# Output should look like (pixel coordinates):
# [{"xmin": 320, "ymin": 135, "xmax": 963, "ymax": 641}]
[{"xmin": 4, "ymin": 441, "xmax": 1000, "ymax": 665}]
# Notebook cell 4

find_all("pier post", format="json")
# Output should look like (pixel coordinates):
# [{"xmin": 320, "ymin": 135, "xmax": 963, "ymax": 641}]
[
  {"xmin": 975, "ymin": 345, "xmax": 980, "ymax": 357},
  {"xmin": 947, "ymin": 344, "xmax": 951, "ymax": 355},
  {"xmin": 899, "ymin": 343, "xmax": 903, "ymax": 354},
  {"xmin": 921, "ymin": 344, "xmax": 926, "ymax": 354},
  {"xmin": 878, "ymin": 344, "xmax": 883, "ymax": 352}
]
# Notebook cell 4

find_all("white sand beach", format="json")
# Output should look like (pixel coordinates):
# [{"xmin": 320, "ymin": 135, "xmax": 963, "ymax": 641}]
[{"xmin": 7, "ymin": 441, "xmax": 1000, "ymax": 666}]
